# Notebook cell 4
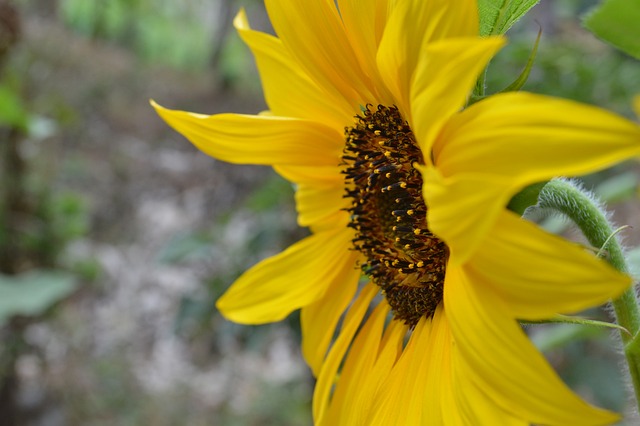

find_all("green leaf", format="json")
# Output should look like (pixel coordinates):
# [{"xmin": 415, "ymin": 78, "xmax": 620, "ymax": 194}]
[
  {"xmin": 0, "ymin": 270, "xmax": 78, "ymax": 326},
  {"xmin": 584, "ymin": 0, "xmax": 640, "ymax": 59},
  {"xmin": 478, "ymin": 0, "xmax": 541, "ymax": 36}
]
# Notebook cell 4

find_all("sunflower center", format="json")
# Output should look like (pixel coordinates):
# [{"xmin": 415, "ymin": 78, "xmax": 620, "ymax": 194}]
[{"xmin": 342, "ymin": 105, "xmax": 448, "ymax": 327}]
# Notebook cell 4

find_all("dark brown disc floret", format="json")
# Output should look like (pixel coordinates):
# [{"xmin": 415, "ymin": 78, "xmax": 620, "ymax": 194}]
[{"xmin": 342, "ymin": 105, "xmax": 449, "ymax": 327}]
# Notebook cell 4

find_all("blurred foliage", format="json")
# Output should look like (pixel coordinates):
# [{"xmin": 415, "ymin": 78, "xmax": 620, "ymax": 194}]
[
  {"xmin": 0, "ymin": 82, "xmax": 28, "ymax": 130},
  {"xmin": 163, "ymin": 173, "xmax": 301, "ymax": 342},
  {"xmin": 0, "ymin": 0, "xmax": 638, "ymax": 424},
  {"xmin": 531, "ymin": 321, "xmax": 628, "ymax": 413},
  {"xmin": 584, "ymin": 0, "xmax": 640, "ymax": 59},
  {"xmin": 57, "ymin": 0, "xmax": 261, "ymax": 84},
  {"xmin": 59, "ymin": 0, "xmax": 214, "ymax": 69},
  {"xmin": 484, "ymin": 2, "xmax": 640, "ymax": 117},
  {"xmin": 0, "ymin": 271, "xmax": 77, "ymax": 326},
  {"xmin": 487, "ymin": 34, "xmax": 640, "ymax": 116}
]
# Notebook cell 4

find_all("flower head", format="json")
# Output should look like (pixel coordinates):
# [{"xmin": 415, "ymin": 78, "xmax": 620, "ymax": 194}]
[{"xmin": 153, "ymin": 0, "xmax": 640, "ymax": 424}]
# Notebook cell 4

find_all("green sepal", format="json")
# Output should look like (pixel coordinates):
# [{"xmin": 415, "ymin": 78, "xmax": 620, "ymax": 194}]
[
  {"xmin": 470, "ymin": 28, "xmax": 542, "ymax": 105},
  {"xmin": 523, "ymin": 314, "xmax": 631, "ymax": 336},
  {"xmin": 499, "ymin": 27, "xmax": 542, "ymax": 93}
]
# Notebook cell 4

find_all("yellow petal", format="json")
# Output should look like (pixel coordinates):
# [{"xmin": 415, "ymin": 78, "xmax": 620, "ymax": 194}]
[
  {"xmin": 322, "ymin": 301, "xmax": 391, "ymax": 425},
  {"xmin": 300, "ymin": 248, "xmax": 361, "ymax": 376},
  {"xmin": 216, "ymin": 227, "xmax": 354, "ymax": 324},
  {"xmin": 314, "ymin": 283, "xmax": 378, "ymax": 424},
  {"xmin": 435, "ymin": 92, "xmax": 640, "ymax": 186},
  {"xmin": 411, "ymin": 36, "xmax": 505, "ymax": 157},
  {"xmin": 294, "ymin": 183, "xmax": 349, "ymax": 229},
  {"xmin": 421, "ymin": 307, "xmax": 461, "ymax": 426},
  {"xmin": 265, "ymin": 0, "xmax": 374, "ymax": 107},
  {"xmin": 336, "ymin": 0, "xmax": 396, "ymax": 104},
  {"xmin": 419, "ymin": 166, "xmax": 512, "ymax": 264},
  {"xmin": 273, "ymin": 165, "xmax": 349, "ymax": 231},
  {"xmin": 444, "ymin": 266, "xmax": 621, "ymax": 425},
  {"xmin": 367, "ymin": 313, "xmax": 436, "ymax": 425},
  {"xmin": 233, "ymin": 9, "xmax": 353, "ymax": 129},
  {"xmin": 466, "ymin": 210, "xmax": 630, "ymax": 320},
  {"xmin": 353, "ymin": 319, "xmax": 407, "ymax": 421},
  {"xmin": 152, "ymin": 101, "xmax": 343, "ymax": 166},
  {"xmin": 274, "ymin": 165, "xmax": 343, "ymax": 186},
  {"xmin": 634, "ymin": 95, "xmax": 640, "ymax": 118},
  {"xmin": 451, "ymin": 355, "xmax": 526, "ymax": 425},
  {"xmin": 377, "ymin": 0, "xmax": 479, "ymax": 114}
]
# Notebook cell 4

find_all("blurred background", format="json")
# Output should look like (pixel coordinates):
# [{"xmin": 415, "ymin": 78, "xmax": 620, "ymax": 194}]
[{"xmin": 0, "ymin": 0, "xmax": 639, "ymax": 425}]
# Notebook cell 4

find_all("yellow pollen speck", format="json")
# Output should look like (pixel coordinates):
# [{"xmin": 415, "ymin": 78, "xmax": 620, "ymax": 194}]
[
  {"xmin": 414, "ymin": 229, "xmax": 421, "ymax": 235},
  {"xmin": 408, "ymin": 263, "xmax": 415, "ymax": 269},
  {"xmin": 400, "ymin": 182, "xmax": 407, "ymax": 188},
  {"xmin": 407, "ymin": 209, "xmax": 414, "ymax": 216},
  {"xmin": 404, "ymin": 244, "xmax": 411, "ymax": 249},
  {"xmin": 417, "ymin": 261, "xmax": 424, "ymax": 267},
  {"xmin": 386, "ymin": 173, "xmax": 392, "ymax": 178}
]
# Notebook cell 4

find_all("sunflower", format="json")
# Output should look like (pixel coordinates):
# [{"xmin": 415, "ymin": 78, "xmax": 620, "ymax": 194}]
[{"xmin": 153, "ymin": 0, "xmax": 640, "ymax": 424}]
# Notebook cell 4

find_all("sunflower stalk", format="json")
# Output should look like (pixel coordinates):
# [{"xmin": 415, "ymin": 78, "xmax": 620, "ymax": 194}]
[{"xmin": 534, "ymin": 178, "xmax": 640, "ymax": 409}]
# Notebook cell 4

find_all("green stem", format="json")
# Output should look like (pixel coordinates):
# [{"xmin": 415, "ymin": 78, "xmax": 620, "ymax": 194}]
[{"xmin": 536, "ymin": 179, "xmax": 640, "ymax": 409}]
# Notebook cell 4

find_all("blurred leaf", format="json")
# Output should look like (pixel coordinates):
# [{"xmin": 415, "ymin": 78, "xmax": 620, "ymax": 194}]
[
  {"xmin": 219, "ymin": 33, "xmax": 257, "ymax": 88},
  {"xmin": 625, "ymin": 246, "xmax": 640, "ymax": 279},
  {"xmin": 0, "ymin": 270, "xmax": 78, "ymax": 325},
  {"xmin": 564, "ymin": 349, "xmax": 626, "ymax": 411},
  {"xmin": 246, "ymin": 175, "xmax": 294, "ymax": 212},
  {"xmin": 59, "ymin": 0, "xmax": 99, "ymax": 36},
  {"xmin": 0, "ymin": 84, "xmax": 29, "ymax": 130},
  {"xmin": 583, "ymin": 0, "xmax": 640, "ymax": 59},
  {"xmin": 530, "ymin": 323, "xmax": 603, "ymax": 352},
  {"xmin": 51, "ymin": 192, "xmax": 90, "ymax": 241},
  {"xmin": 103, "ymin": 0, "xmax": 129, "ymax": 40},
  {"xmin": 158, "ymin": 232, "xmax": 213, "ymax": 263},
  {"xmin": 594, "ymin": 170, "xmax": 638, "ymax": 203},
  {"xmin": 478, "ymin": 0, "xmax": 540, "ymax": 35}
]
